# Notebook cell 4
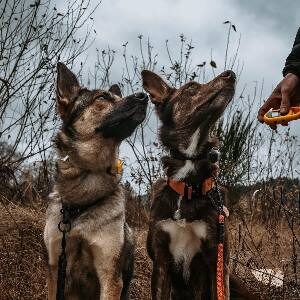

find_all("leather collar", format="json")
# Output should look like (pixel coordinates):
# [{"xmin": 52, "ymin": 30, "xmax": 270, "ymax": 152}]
[
  {"xmin": 167, "ymin": 177, "xmax": 216, "ymax": 199},
  {"xmin": 62, "ymin": 198, "xmax": 102, "ymax": 221}
]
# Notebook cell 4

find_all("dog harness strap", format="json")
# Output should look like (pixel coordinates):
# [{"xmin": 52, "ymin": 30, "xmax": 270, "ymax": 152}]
[
  {"xmin": 184, "ymin": 184, "xmax": 193, "ymax": 200},
  {"xmin": 216, "ymin": 214, "xmax": 225, "ymax": 300}
]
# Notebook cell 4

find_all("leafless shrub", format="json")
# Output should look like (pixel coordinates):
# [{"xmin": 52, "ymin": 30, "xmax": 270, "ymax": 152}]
[{"xmin": 0, "ymin": 0, "xmax": 98, "ymax": 171}]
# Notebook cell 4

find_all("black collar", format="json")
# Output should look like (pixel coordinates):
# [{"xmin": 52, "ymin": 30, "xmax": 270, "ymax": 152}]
[{"xmin": 62, "ymin": 198, "xmax": 103, "ymax": 221}]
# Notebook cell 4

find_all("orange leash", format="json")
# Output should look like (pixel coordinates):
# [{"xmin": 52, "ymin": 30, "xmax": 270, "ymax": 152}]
[{"xmin": 216, "ymin": 214, "xmax": 225, "ymax": 300}]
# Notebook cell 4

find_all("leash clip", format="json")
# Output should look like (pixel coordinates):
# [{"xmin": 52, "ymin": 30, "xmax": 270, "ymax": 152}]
[
  {"xmin": 174, "ymin": 195, "xmax": 183, "ymax": 220},
  {"xmin": 58, "ymin": 204, "xmax": 72, "ymax": 233},
  {"xmin": 218, "ymin": 214, "xmax": 225, "ymax": 243}
]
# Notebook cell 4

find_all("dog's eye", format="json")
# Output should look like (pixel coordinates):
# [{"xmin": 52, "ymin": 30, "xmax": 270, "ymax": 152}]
[{"xmin": 96, "ymin": 94, "xmax": 114, "ymax": 102}]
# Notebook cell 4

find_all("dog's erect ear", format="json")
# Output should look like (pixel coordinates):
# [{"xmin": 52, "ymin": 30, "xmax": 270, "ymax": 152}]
[
  {"xmin": 56, "ymin": 62, "xmax": 80, "ymax": 118},
  {"xmin": 141, "ymin": 70, "xmax": 172, "ymax": 104},
  {"xmin": 109, "ymin": 84, "xmax": 122, "ymax": 97}
]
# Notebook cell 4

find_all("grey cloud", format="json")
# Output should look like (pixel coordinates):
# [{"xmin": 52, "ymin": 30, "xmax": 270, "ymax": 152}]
[
  {"xmin": 73, "ymin": 0, "xmax": 300, "ymax": 137},
  {"xmin": 231, "ymin": 0, "xmax": 300, "ymax": 37}
]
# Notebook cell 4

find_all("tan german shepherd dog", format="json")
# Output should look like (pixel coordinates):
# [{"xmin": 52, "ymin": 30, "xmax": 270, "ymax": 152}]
[
  {"xmin": 44, "ymin": 62, "xmax": 148, "ymax": 300},
  {"xmin": 141, "ymin": 70, "xmax": 259, "ymax": 300}
]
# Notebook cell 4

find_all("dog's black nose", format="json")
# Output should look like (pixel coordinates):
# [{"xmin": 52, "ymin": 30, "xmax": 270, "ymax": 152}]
[
  {"xmin": 133, "ymin": 92, "xmax": 148, "ymax": 102},
  {"xmin": 220, "ymin": 70, "xmax": 236, "ymax": 80}
]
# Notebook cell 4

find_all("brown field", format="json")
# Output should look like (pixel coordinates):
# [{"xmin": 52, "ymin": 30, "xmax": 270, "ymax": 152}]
[{"xmin": 1, "ymin": 186, "xmax": 300, "ymax": 300}]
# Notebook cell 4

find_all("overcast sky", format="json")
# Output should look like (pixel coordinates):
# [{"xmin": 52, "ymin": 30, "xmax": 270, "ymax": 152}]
[
  {"xmin": 42, "ymin": 0, "xmax": 300, "ymax": 184},
  {"xmin": 78, "ymin": 0, "xmax": 300, "ymax": 137}
]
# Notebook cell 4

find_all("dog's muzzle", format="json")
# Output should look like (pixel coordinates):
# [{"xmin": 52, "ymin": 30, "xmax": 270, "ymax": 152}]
[
  {"xmin": 96, "ymin": 92, "xmax": 148, "ymax": 141},
  {"xmin": 131, "ymin": 92, "xmax": 148, "ymax": 102}
]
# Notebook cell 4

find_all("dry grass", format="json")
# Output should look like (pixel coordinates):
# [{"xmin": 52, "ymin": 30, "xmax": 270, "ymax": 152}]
[
  {"xmin": 1, "ymin": 192, "xmax": 300, "ymax": 300},
  {"xmin": 0, "ymin": 199, "xmax": 47, "ymax": 300},
  {"xmin": 228, "ymin": 216, "xmax": 300, "ymax": 299},
  {"xmin": 130, "ymin": 229, "xmax": 152, "ymax": 300},
  {"xmin": 0, "ymin": 198, "xmax": 152, "ymax": 300}
]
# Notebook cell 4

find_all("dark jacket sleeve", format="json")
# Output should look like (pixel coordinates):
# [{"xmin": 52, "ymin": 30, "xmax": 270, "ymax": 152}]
[{"xmin": 283, "ymin": 27, "xmax": 300, "ymax": 77}]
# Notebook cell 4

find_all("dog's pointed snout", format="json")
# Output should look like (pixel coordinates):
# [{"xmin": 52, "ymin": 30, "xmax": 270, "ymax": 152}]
[
  {"xmin": 126, "ymin": 92, "xmax": 148, "ymax": 103},
  {"xmin": 133, "ymin": 92, "xmax": 148, "ymax": 102},
  {"xmin": 220, "ymin": 70, "xmax": 236, "ymax": 80}
]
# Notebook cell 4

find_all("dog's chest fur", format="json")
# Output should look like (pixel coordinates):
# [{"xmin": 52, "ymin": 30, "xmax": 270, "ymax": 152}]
[
  {"xmin": 44, "ymin": 187, "xmax": 126, "ymax": 270},
  {"xmin": 149, "ymin": 179, "xmax": 222, "ymax": 282},
  {"xmin": 159, "ymin": 218, "xmax": 208, "ymax": 279}
]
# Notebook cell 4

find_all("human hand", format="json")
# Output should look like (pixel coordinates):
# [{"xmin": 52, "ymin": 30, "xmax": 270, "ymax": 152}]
[{"xmin": 257, "ymin": 73, "xmax": 300, "ymax": 129}]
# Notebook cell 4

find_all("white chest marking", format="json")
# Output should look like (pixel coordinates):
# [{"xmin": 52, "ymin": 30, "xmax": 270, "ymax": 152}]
[
  {"xmin": 173, "ymin": 128, "xmax": 201, "ymax": 180},
  {"xmin": 160, "ymin": 219, "xmax": 208, "ymax": 280},
  {"xmin": 173, "ymin": 160, "xmax": 194, "ymax": 180},
  {"xmin": 182, "ymin": 128, "xmax": 200, "ymax": 156}
]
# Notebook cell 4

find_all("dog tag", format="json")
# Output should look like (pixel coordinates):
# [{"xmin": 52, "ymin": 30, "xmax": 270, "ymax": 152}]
[
  {"xmin": 174, "ymin": 195, "xmax": 183, "ymax": 220},
  {"xmin": 174, "ymin": 209, "xmax": 181, "ymax": 220},
  {"xmin": 116, "ymin": 159, "xmax": 123, "ymax": 174}
]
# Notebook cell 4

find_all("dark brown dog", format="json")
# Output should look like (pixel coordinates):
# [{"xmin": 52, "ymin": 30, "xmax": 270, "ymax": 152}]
[
  {"xmin": 44, "ymin": 62, "xmax": 148, "ymax": 300},
  {"xmin": 142, "ymin": 70, "xmax": 258, "ymax": 300}
]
